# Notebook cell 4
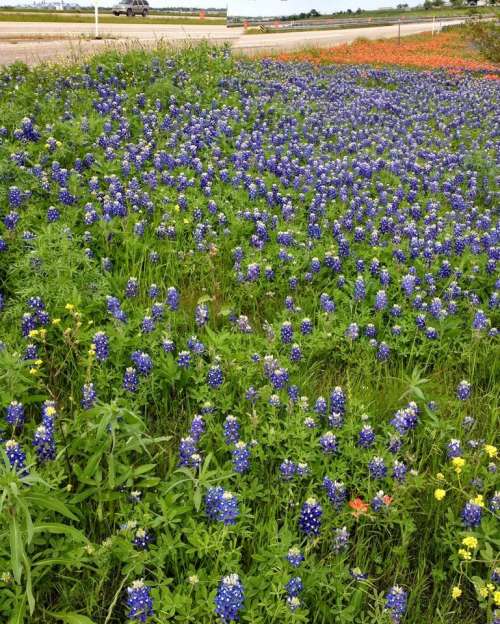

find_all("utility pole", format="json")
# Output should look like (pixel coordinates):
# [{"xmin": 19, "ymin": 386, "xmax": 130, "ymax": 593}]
[{"xmin": 94, "ymin": 0, "xmax": 101, "ymax": 39}]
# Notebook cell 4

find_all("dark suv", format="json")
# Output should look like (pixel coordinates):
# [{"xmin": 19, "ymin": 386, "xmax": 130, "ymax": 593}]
[{"xmin": 112, "ymin": 0, "xmax": 149, "ymax": 17}]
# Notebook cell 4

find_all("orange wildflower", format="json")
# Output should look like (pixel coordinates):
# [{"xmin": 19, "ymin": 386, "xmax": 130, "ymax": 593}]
[
  {"xmin": 349, "ymin": 497, "xmax": 369, "ymax": 517},
  {"xmin": 275, "ymin": 31, "xmax": 498, "ymax": 74}
]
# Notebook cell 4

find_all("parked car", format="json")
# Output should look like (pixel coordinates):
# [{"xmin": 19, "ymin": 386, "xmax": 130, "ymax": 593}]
[{"xmin": 112, "ymin": 0, "xmax": 149, "ymax": 17}]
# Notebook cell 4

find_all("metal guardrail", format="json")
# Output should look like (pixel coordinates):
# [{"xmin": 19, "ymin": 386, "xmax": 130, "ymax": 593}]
[{"xmin": 230, "ymin": 13, "xmax": 497, "ymax": 32}]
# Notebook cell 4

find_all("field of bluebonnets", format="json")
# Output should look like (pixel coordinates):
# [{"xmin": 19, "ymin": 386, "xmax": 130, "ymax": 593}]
[{"xmin": 0, "ymin": 44, "xmax": 499, "ymax": 624}]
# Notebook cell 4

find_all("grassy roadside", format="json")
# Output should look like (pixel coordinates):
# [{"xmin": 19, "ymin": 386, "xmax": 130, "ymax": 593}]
[{"xmin": 0, "ymin": 11, "xmax": 226, "ymax": 24}]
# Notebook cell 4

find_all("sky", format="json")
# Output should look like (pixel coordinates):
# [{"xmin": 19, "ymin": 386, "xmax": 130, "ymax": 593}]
[{"xmin": 228, "ymin": 0, "xmax": 418, "ymax": 16}]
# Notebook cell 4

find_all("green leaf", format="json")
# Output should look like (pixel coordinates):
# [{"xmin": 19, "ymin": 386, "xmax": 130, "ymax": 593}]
[
  {"xmin": 10, "ymin": 519, "xmax": 23, "ymax": 583},
  {"xmin": 23, "ymin": 493, "xmax": 78, "ymax": 521},
  {"xmin": 33, "ymin": 523, "xmax": 86, "ymax": 543},
  {"xmin": 48, "ymin": 613, "xmax": 96, "ymax": 624},
  {"xmin": 193, "ymin": 486, "xmax": 202, "ymax": 512},
  {"xmin": 9, "ymin": 595, "xmax": 26, "ymax": 624}
]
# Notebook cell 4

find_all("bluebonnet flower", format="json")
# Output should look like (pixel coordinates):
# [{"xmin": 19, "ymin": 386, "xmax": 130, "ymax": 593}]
[
  {"xmin": 425, "ymin": 327, "xmax": 438, "ymax": 340},
  {"xmin": 178, "ymin": 436, "xmax": 198, "ymax": 467},
  {"xmin": 296, "ymin": 462, "xmax": 310, "ymax": 477},
  {"xmin": 385, "ymin": 586, "xmax": 407, "ymax": 623},
  {"xmin": 207, "ymin": 365, "xmax": 224, "ymax": 389},
  {"xmin": 125, "ymin": 277, "xmax": 139, "ymax": 298},
  {"xmin": 320, "ymin": 293, "xmax": 335, "ymax": 313},
  {"xmin": 106, "ymin": 296, "xmax": 127, "ymax": 322},
  {"xmin": 333, "ymin": 526, "xmax": 350, "ymax": 553},
  {"xmin": 214, "ymin": 574, "xmax": 244, "ymax": 623},
  {"xmin": 81, "ymin": 383, "xmax": 96, "ymax": 409},
  {"xmin": 345, "ymin": 322, "xmax": 360, "ymax": 340},
  {"xmin": 281, "ymin": 321, "xmax": 293, "ymax": 344},
  {"xmin": 314, "ymin": 396, "xmax": 327, "ymax": 416},
  {"xmin": 368, "ymin": 456, "xmax": 387, "ymax": 479},
  {"xmin": 371, "ymin": 490, "xmax": 392, "ymax": 511},
  {"xmin": 285, "ymin": 576, "xmax": 303, "ymax": 597},
  {"xmin": 447, "ymin": 439, "xmax": 462, "ymax": 459},
  {"xmin": 151, "ymin": 303, "xmax": 164, "ymax": 321},
  {"xmin": 5, "ymin": 440, "xmax": 28, "ymax": 476},
  {"xmin": 245, "ymin": 386, "xmax": 258, "ymax": 403},
  {"xmin": 270, "ymin": 367, "xmax": 288, "ymax": 390},
  {"xmin": 320, "ymin": 431, "xmax": 338, "ymax": 454},
  {"xmin": 205, "ymin": 487, "xmax": 239, "ymax": 525},
  {"xmin": 290, "ymin": 344, "xmax": 302, "ymax": 362},
  {"xmin": 21, "ymin": 313, "xmax": 37, "ymax": 337},
  {"xmin": 92, "ymin": 332, "xmax": 109, "ymax": 362},
  {"xmin": 123, "ymin": 368, "xmax": 139, "ymax": 393},
  {"xmin": 472, "ymin": 309, "xmax": 488, "ymax": 330},
  {"xmin": 390, "ymin": 404, "xmax": 419, "ymax": 435},
  {"xmin": 365, "ymin": 324, "xmax": 377, "ymax": 338},
  {"xmin": 350, "ymin": 568, "xmax": 368, "ymax": 581},
  {"xmin": 323, "ymin": 477, "xmax": 347, "ymax": 509},
  {"xmin": 195, "ymin": 303, "xmax": 209, "ymax": 327},
  {"xmin": 489, "ymin": 492, "xmax": 500, "ymax": 513},
  {"xmin": 47, "ymin": 206, "xmax": 60, "ymax": 223},
  {"xmin": 148, "ymin": 284, "xmax": 159, "ymax": 299},
  {"xmin": 23, "ymin": 344, "xmax": 38, "ymax": 360},
  {"xmin": 223, "ymin": 415, "xmax": 239, "ymax": 445},
  {"xmin": 300, "ymin": 318, "xmax": 312, "ymax": 335},
  {"xmin": 131, "ymin": 351, "xmax": 153, "ymax": 376},
  {"xmin": 166, "ymin": 287, "xmax": 179, "ymax": 311},
  {"xmin": 126, "ymin": 579, "xmax": 154, "ymax": 622},
  {"xmin": 330, "ymin": 387, "xmax": 346, "ymax": 415},
  {"xmin": 286, "ymin": 547, "xmax": 304, "ymax": 568},
  {"xmin": 177, "ymin": 351, "xmax": 191, "ymax": 368},
  {"xmin": 280, "ymin": 459, "xmax": 296, "ymax": 481},
  {"xmin": 375, "ymin": 290, "xmax": 388, "ymax": 311},
  {"xmin": 354, "ymin": 276, "xmax": 366, "ymax": 302},
  {"xmin": 299, "ymin": 497, "xmax": 322, "ymax": 536},
  {"xmin": 133, "ymin": 528, "xmax": 153, "ymax": 550},
  {"xmin": 377, "ymin": 342, "xmax": 391, "ymax": 361},
  {"xmin": 358, "ymin": 425, "xmax": 375, "ymax": 448},
  {"xmin": 161, "ymin": 337, "xmax": 175, "ymax": 353},
  {"xmin": 392, "ymin": 460, "xmax": 407, "ymax": 482},
  {"xmin": 141, "ymin": 316, "xmax": 155, "ymax": 334},
  {"xmin": 6, "ymin": 401, "xmax": 24, "ymax": 429},
  {"xmin": 189, "ymin": 415, "xmax": 205, "ymax": 442},
  {"xmin": 269, "ymin": 394, "xmax": 281, "ymax": 408},
  {"xmin": 457, "ymin": 380, "xmax": 471, "ymax": 401},
  {"xmin": 461, "ymin": 500, "xmax": 483, "ymax": 527},
  {"xmin": 232, "ymin": 441, "xmax": 250, "ymax": 474},
  {"xmin": 32, "ymin": 422, "xmax": 56, "ymax": 463}
]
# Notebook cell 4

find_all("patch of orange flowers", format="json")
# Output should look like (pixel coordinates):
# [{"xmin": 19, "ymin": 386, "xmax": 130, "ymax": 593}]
[{"xmin": 276, "ymin": 31, "xmax": 498, "ymax": 73}]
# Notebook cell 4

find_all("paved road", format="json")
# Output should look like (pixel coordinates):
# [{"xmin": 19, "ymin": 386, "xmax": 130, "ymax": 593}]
[{"xmin": 0, "ymin": 19, "xmax": 462, "ymax": 66}]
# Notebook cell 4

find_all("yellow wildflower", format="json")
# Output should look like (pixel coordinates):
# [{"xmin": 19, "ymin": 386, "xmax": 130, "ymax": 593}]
[
  {"xmin": 65, "ymin": 303, "xmax": 75, "ymax": 311},
  {"xmin": 484, "ymin": 444, "xmax": 497, "ymax": 459},
  {"xmin": 473, "ymin": 494, "xmax": 484, "ymax": 507},
  {"xmin": 494, "ymin": 591, "xmax": 500, "ymax": 607},
  {"xmin": 479, "ymin": 587, "xmax": 488, "ymax": 598},
  {"xmin": 52, "ymin": 318, "xmax": 61, "ymax": 325},
  {"xmin": 451, "ymin": 586, "xmax": 462, "ymax": 599},
  {"xmin": 462, "ymin": 536, "xmax": 477, "ymax": 549},
  {"xmin": 436, "ymin": 472, "xmax": 445, "ymax": 481},
  {"xmin": 458, "ymin": 549, "xmax": 471, "ymax": 560},
  {"xmin": 434, "ymin": 489, "xmax": 446, "ymax": 501},
  {"xmin": 452, "ymin": 457, "xmax": 465, "ymax": 473}
]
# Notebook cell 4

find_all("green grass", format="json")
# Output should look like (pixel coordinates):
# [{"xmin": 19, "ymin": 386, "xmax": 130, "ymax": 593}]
[
  {"xmin": 0, "ymin": 42, "xmax": 498, "ymax": 624},
  {"xmin": 0, "ymin": 11, "xmax": 226, "ymax": 24}
]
